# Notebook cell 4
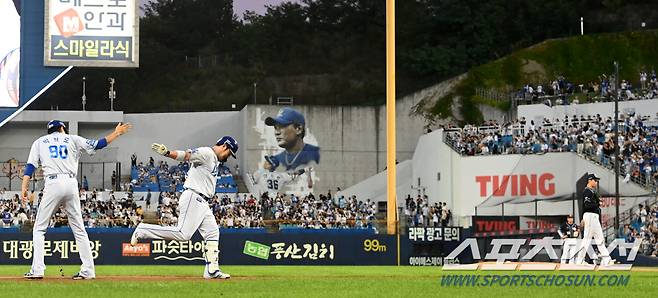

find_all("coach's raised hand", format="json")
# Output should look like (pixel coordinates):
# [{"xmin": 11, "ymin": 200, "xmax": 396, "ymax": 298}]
[
  {"xmin": 114, "ymin": 122, "xmax": 132, "ymax": 135},
  {"xmin": 104, "ymin": 122, "xmax": 132, "ymax": 144}
]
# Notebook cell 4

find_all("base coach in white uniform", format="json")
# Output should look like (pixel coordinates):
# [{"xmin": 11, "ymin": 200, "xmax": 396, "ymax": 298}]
[{"xmin": 22, "ymin": 120, "xmax": 131, "ymax": 279}]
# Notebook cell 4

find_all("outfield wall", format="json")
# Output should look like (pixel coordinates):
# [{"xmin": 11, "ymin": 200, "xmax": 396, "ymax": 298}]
[{"xmin": 0, "ymin": 228, "xmax": 463, "ymax": 266}]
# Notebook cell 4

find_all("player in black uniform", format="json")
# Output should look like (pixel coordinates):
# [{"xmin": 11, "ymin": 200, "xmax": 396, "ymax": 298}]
[
  {"xmin": 558, "ymin": 215, "xmax": 580, "ymax": 264},
  {"xmin": 575, "ymin": 173, "xmax": 614, "ymax": 266}
]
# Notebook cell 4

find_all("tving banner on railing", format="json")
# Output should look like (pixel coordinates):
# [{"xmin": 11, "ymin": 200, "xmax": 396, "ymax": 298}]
[{"xmin": 452, "ymin": 152, "xmax": 650, "ymax": 216}]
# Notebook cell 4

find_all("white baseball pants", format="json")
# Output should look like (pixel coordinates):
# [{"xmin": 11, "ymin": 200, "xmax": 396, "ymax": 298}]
[
  {"xmin": 31, "ymin": 176, "xmax": 95, "ymax": 277},
  {"xmin": 576, "ymin": 212, "xmax": 611, "ymax": 264},
  {"xmin": 560, "ymin": 238, "xmax": 578, "ymax": 264},
  {"xmin": 133, "ymin": 190, "xmax": 219, "ymax": 241}
]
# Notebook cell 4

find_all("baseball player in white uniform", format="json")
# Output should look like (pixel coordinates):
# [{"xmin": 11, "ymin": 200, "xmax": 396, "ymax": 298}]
[
  {"xmin": 575, "ymin": 173, "xmax": 614, "ymax": 266},
  {"xmin": 22, "ymin": 120, "xmax": 131, "ymax": 280},
  {"xmin": 130, "ymin": 136, "xmax": 238, "ymax": 279}
]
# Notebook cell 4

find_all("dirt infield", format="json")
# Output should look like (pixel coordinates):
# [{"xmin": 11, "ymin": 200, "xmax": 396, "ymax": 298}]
[
  {"xmin": 0, "ymin": 275, "xmax": 438, "ymax": 282},
  {"xmin": 629, "ymin": 267, "xmax": 658, "ymax": 272},
  {"xmin": 0, "ymin": 275, "xmax": 244, "ymax": 282},
  {"xmin": 1, "ymin": 267, "xmax": 657, "ymax": 282}
]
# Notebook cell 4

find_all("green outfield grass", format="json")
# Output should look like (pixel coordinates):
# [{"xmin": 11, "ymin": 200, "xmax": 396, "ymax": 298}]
[{"xmin": 0, "ymin": 265, "xmax": 656, "ymax": 297}]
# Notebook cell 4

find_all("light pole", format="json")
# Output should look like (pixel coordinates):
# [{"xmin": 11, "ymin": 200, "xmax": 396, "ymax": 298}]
[
  {"xmin": 81, "ymin": 76, "xmax": 87, "ymax": 111},
  {"xmin": 613, "ymin": 61, "xmax": 620, "ymax": 231},
  {"xmin": 253, "ymin": 82, "xmax": 257, "ymax": 105},
  {"xmin": 580, "ymin": 17, "xmax": 584, "ymax": 35},
  {"xmin": 108, "ymin": 77, "xmax": 116, "ymax": 111}
]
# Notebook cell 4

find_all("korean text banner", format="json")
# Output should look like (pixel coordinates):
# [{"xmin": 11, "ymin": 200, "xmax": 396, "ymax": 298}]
[
  {"xmin": 44, "ymin": 0, "xmax": 139, "ymax": 67},
  {"xmin": 0, "ymin": 230, "xmax": 399, "ymax": 265}
]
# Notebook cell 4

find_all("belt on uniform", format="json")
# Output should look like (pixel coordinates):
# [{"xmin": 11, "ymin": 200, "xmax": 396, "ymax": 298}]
[
  {"xmin": 184, "ymin": 188, "xmax": 212, "ymax": 202},
  {"xmin": 47, "ymin": 173, "xmax": 75, "ymax": 180}
]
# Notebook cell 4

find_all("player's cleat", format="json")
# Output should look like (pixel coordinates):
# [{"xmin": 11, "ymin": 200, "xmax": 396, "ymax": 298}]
[
  {"xmin": 204, "ymin": 268, "xmax": 231, "ymax": 279},
  {"xmin": 23, "ymin": 272, "xmax": 43, "ymax": 280},
  {"xmin": 204, "ymin": 240, "xmax": 223, "ymax": 277},
  {"xmin": 130, "ymin": 230, "xmax": 139, "ymax": 246},
  {"xmin": 203, "ymin": 261, "xmax": 230, "ymax": 279},
  {"xmin": 72, "ymin": 272, "xmax": 95, "ymax": 280}
]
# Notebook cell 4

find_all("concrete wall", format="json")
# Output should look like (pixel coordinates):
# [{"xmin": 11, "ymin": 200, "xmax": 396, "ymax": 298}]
[
  {"xmin": 119, "ymin": 111, "xmax": 242, "ymax": 172},
  {"xmin": 325, "ymin": 160, "xmax": 413, "ymax": 203},
  {"xmin": 241, "ymin": 102, "xmax": 425, "ymax": 193},
  {"xmin": 0, "ymin": 92, "xmax": 429, "ymax": 193}
]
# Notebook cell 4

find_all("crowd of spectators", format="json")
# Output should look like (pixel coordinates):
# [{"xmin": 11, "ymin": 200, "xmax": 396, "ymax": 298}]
[
  {"xmin": 403, "ymin": 194, "xmax": 451, "ymax": 227},
  {"xmin": 0, "ymin": 188, "xmax": 31, "ymax": 228},
  {"xmin": 78, "ymin": 192, "xmax": 141, "ymax": 228},
  {"xmin": 129, "ymin": 155, "xmax": 236, "ymax": 193},
  {"xmin": 1, "ymin": 189, "xmax": 383, "ymax": 231},
  {"xmin": 445, "ymin": 112, "xmax": 658, "ymax": 190},
  {"xmin": 214, "ymin": 194, "xmax": 263, "ymax": 228},
  {"xmin": 260, "ymin": 190, "xmax": 379, "ymax": 229},
  {"xmin": 516, "ymin": 70, "xmax": 658, "ymax": 106},
  {"xmin": 620, "ymin": 204, "xmax": 658, "ymax": 257}
]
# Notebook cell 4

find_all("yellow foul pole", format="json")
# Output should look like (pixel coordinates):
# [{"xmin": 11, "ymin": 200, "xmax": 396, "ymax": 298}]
[{"xmin": 386, "ymin": 0, "xmax": 397, "ymax": 235}]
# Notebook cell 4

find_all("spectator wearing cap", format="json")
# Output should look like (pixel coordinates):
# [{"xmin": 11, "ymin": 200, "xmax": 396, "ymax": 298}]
[
  {"xmin": 265, "ymin": 108, "xmax": 320, "ymax": 171},
  {"xmin": 1, "ymin": 209, "xmax": 12, "ymax": 227}
]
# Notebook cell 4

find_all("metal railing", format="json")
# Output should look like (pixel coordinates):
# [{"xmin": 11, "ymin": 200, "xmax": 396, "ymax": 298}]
[
  {"xmin": 513, "ymin": 88, "xmax": 658, "ymax": 106},
  {"xmin": 475, "ymin": 87, "xmax": 514, "ymax": 102},
  {"xmin": 1, "ymin": 217, "xmax": 386, "ymax": 231},
  {"xmin": 0, "ymin": 161, "xmax": 121, "ymax": 191},
  {"xmin": 579, "ymin": 150, "xmax": 657, "ymax": 192}
]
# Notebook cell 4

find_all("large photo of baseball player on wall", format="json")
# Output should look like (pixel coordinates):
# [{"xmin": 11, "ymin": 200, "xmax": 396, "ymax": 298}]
[
  {"xmin": 0, "ymin": 0, "xmax": 21, "ymax": 107},
  {"xmin": 265, "ymin": 107, "xmax": 319, "ymax": 171},
  {"xmin": 251, "ymin": 107, "xmax": 320, "ymax": 198}
]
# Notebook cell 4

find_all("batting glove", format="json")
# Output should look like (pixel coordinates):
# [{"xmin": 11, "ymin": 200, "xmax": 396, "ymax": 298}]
[{"xmin": 151, "ymin": 143, "xmax": 169, "ymax": 156}]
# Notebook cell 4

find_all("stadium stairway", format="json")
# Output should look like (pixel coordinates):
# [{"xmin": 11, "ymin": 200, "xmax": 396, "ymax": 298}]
[{"xmin": 234, "ymin": 175, "xmax": 249, "ymax": 193}]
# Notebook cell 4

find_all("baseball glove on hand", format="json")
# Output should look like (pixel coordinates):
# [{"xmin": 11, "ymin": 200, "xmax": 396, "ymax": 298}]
[{"xmin": 151, "ymin": 143, "xmax": 169, "ymax": 156}]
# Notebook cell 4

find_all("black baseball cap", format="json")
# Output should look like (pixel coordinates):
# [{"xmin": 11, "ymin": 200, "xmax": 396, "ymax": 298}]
[{"xmin": 587, "ymin": 173, "xmax": 600, "ymax": 181}]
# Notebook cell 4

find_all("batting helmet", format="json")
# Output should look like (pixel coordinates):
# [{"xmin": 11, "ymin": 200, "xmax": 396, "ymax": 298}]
[{"xmin": 216, "ymin": 136, "xmax": 238, "ymax": 158}]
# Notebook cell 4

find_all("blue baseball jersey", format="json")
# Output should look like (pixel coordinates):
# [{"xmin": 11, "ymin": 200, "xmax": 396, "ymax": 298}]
[{"xmin": 271, "ymin": 144, "xmax": 320, "ymax": 171}]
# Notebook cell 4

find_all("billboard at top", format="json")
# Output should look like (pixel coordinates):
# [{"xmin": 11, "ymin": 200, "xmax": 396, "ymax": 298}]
[{"xmin": 44, "ymin": 0, "xmax": 139, "ymax": 68}]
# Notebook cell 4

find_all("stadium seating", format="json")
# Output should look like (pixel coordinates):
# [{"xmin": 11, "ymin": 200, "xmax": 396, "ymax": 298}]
[{"xmin": 130, "ymin": 159, "xmax": 237, "ymax": 193}]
